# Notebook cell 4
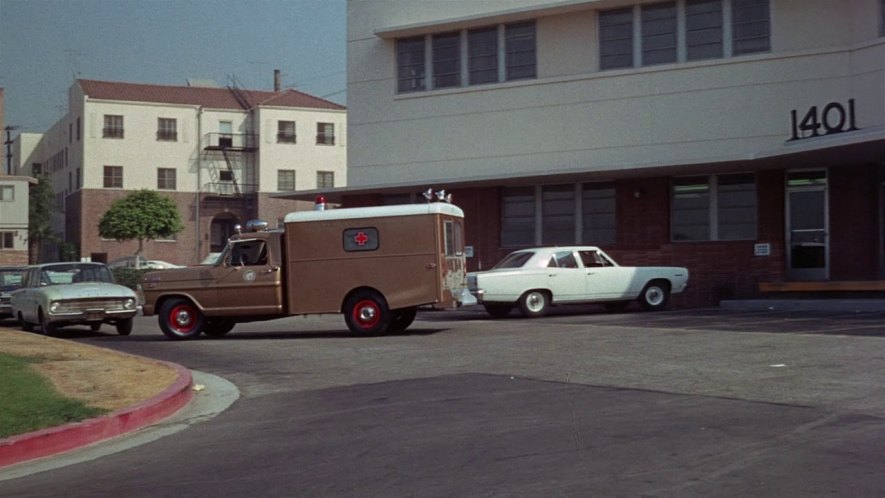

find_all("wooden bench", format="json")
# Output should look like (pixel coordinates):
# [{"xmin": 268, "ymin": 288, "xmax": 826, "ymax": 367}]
[{"xmin": 759, "ymin": 281, "xmax": 885, "ymax": 293}]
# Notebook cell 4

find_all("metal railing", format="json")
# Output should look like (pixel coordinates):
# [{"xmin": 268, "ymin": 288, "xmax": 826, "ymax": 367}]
[{"xmin": 202, "ymin": 182, "xmax": 258, "ymax": 196}]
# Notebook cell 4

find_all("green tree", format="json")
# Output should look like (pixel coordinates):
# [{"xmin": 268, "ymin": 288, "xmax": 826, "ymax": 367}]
[
  {"xmin": 98, "ymin": 190, "xmax": 184, "ymax": 266},
  {"xmin": 28, "ymin": 174, "xmax": 56, "ymax": 264}
]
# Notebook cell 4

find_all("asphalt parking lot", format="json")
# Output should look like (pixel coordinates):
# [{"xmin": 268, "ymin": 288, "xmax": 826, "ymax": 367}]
[
  {"xmin": 3, "ymin": 304, "xmax": 885, "ymax": 496},
  {"xmin": 440, "ymin": 304, "xmax": 885, "ymax": 336}
]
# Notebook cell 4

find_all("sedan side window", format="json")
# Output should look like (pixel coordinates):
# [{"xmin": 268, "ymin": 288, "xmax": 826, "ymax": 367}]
[
  {"xmin": 550, "ymin": 251, "xmax": 579, "ymax": 269},
  {"xmin": 580, "ymin": 250, "xmax": 605, "ymax": 267}
]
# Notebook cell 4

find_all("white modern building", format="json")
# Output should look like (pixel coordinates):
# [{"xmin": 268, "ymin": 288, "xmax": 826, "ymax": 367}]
[
  {"xmin": 315, "ymin": 0, "xmax": 885, "ymax": 307},
  {"xmin": 13, "ymin": 78, "xmax": 346, "ymax": 265}
]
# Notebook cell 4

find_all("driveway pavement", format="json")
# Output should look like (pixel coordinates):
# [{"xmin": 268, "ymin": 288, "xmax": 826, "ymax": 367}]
[{"xmin": 2, "ymin": 306, "xmax": 885, "ymax": 496}]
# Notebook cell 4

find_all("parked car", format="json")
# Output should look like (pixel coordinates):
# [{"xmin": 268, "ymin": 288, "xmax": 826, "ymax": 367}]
[
  {"xmin": 108, "ymin": 256, "xmax": 183, "ymax": 270},
  {"xmin": 10, "ymin": 262, "xmax": 138, "ymax": 335},
  {"xmin": 0, "ymin": 266, "xmax": 24, "ymax": 320},
  {"xmin": 467, "ymin": 246, "xmax": 689, "ymax": 318}
]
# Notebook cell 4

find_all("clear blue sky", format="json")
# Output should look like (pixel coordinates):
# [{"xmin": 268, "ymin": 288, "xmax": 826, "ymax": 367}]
[{"xmin": 0, "ymin": 0, "xmax": 347, "ymax": 133}]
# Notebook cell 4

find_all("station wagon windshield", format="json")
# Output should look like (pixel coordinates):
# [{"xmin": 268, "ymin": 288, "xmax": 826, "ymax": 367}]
[
  {"xmin": 492, "ymin": 251, "xmax": 534, "ymax": 269},
  {"xmin": 39, "ymin": 265, "xmax": 115, "ymax": 285}
]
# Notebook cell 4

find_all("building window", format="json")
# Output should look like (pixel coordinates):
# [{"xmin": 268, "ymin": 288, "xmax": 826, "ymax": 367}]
[
  {"xmin": 731, "ymin": 0, "xmax": 770, "ymax": 55},
  {"xmin": 686, "ymin": 0, "xmax": 723, "ymax": 60},
  {"xmin": 316, "ymin": 171, "xmax": 334, "ymax": 188},
  {"xmin": 642, "ymin": 2, "xmax": 677, "ymax": 66},
  {"xmin": 397, "ymin": 36, "xmax": 426, "ymax": 93},
  {"xmin": 0, "ymin": 232, "xmax": 14, "ymax": 249},
  {"xmin": 157, "ymin": 168, "xmax": 177, "ymax": 190},
  {"xmin": 505, "ymin": 21, "xmax": 536, "ymax": 81},
  {"xmin": 32, "ymin": 163, "xmax": 42, "ymax": 175},
  {"xmin": 317, "ymin": 123, "xmax": 335, "ymax": 145},
  {"xmin": 397, "ymin": 21, "xmax": 536, "ymax": 93},
  {"xmin": 671, "ymin": 173, "xmax": 756, "ymax": 241},
  {"xmin": 278, "ymin": 170, "xmax": 296, "ymax": 191},
  {"xmin": 600, "ymin": 0, "xmax": 769, "ymax": 70},
  {"xmin": 157, "ymin": 118, "xmax": 178, "ymax": 141},
  {"xmin": 541, "ymin": 185, "xmax": 575, "ymax": 245},
  {"xmin": 277, "ymin": 121, "xmax": 297, "ymax": 143},
  {"xmin": 76, "ymin": 117, "xmax": 81, "ymax": 141},
  {"xmin": 501, "ymin": 187, "xmax": 536, "ymax": 247},
  {"xmin": 432, "ymin": 32, "xmax": 461, "ymax": 89},
  {"xmin": 599, "ymin": 8, "xmax": 635, "ymax": 70},
  {"xmin": 468, "ymin": 26, "xmax": 499, "ymax": 85},
  {"xmin": 219, "ymin": 170, "xmax": 234, "ymax": 182},
  {"xmin": 103, "ymin": 166, "xmax": 123, "ymax": 188},
  {"xmin": 103, "ymin": 115, "xmax": 124, "ymax": 138},
  {"xmin": 0, "ymin": 185, "xmax": 14, "ymax": 202},
  {"xmin": 76, "ymin": 168, "xmax": 81, "ymax": 189},
  {"xmin": 582, "ymin": 183, "xmax": 616, "ymax": 245}
]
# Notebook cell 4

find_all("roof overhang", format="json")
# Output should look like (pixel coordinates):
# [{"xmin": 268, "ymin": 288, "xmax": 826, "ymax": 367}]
[
  {"xmin": 275, "ymin": 127, "xmax": 885, "ymax": 204},
  {"xmin": 374, "ymin": 0, "xmax": 601, "ymax": 39}
]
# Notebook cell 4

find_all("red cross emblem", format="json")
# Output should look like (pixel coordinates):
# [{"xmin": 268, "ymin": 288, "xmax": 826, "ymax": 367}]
[{"xmin": 354, "ymin": 231, "xmax": 369, "ymax": 246}]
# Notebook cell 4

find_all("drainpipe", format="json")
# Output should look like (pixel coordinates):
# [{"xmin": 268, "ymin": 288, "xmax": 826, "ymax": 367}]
[{"xmin": 195, "ymin": 105, "xmax": 203, "ymax": 263}]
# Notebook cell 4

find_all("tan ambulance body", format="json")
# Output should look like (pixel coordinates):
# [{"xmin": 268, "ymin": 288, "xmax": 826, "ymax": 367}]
[{"xmin": 139, "ymin": 203, "xmax": 466, "ymax": 340}]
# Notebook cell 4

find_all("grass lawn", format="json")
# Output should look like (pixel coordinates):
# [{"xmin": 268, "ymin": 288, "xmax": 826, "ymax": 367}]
[{"xmin": 0, "ymin": 353, "xmax": 107, "ymax": 438}]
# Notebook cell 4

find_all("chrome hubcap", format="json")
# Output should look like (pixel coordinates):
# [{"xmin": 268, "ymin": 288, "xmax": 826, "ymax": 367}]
[
  {"xmin": 175, "ymin": 310, "xmax": 191, "ymax": 326},
  {"xmin": 358, "ymin": 306, "xmax": 376, "ymax": 322}
]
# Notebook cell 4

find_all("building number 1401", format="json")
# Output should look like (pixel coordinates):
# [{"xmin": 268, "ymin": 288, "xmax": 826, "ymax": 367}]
[{"xmin": 789, "ymin": 99, "xmax": 858, "ymax": 141}]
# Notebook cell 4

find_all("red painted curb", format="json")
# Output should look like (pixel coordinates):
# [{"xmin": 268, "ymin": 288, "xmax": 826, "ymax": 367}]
[{"xmin": 0, "ymin": 361, "xmax": 193, "ymax": 469}]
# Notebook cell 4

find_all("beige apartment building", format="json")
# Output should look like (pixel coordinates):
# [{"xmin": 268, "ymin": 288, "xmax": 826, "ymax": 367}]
[{"xmin": 13, "ymin": 78, "xmax": 346, "ymax": 265}]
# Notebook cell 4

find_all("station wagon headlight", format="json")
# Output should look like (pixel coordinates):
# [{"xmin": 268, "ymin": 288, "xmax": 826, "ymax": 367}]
[
  {"xmin": 49, "ymin": 301, "xmax": 60, "ymax": 313},
  {"xmin": 123, "ymin": 298, "xmax": 135, "ymax": 310}
]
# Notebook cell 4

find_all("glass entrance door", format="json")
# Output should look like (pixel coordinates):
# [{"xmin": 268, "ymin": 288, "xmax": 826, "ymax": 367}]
[{"xmin": 786, "ymin": 170, "xmax": 828, "ymax": 281}]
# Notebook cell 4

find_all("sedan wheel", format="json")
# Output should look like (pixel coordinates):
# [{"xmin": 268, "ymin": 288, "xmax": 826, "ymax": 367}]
[
  {"xmin": 639, "ymin": 280, "xmax": 670, "ymax": 311},
  {"xmin": 518, "ymin": 290, "xmax": 549, "ymax": 318}
]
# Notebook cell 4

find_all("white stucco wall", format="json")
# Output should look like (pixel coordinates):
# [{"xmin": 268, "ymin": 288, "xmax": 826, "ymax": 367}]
[
  {"xmin": 255, "ymin": 107, "xmax": 347, "ymax": 192},
  {"xmin": 347, "ymin": 0, "xmax": 885, "ymax": 186}
]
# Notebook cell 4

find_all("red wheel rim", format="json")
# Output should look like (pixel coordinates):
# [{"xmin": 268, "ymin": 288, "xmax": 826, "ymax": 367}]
[
  {"xmin": 169, "ymin": 304, "xmax": 196, "ymax": 333},
  {"xmin": 352, "ymin": 299, "xmax": 380, "ymax": 329}
]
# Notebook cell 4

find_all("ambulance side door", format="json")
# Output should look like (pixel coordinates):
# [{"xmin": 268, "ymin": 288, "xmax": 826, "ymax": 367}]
[{"xmin": 213, "ymin": 238, "xmax": 284, "ymax": 316}]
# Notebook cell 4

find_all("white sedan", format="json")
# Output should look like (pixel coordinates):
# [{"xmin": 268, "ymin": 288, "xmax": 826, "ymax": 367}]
[{"xmin": 467, "ymin": 246, "xmax": 689, "ymax": 318}]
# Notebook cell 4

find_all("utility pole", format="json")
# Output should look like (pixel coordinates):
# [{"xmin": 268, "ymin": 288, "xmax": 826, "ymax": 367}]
[{"xmin": 4, "ymin": 125, "xmax": 18, "ymax": 175}]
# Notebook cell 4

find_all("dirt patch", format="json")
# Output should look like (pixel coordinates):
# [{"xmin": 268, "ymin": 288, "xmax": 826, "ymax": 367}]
[{"xmin": 0, "ymin": 327, "xmax": 178, "ymax": 411}]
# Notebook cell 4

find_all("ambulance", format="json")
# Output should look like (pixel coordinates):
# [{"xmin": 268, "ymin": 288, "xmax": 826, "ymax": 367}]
[{"xmin": 139, "ymin": 198, "xmax": 466, "ymax": 340}]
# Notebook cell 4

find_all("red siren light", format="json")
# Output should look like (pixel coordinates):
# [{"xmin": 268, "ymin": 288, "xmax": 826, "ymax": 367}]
[{"xmin": 314, "ymin": 195, "xmax": 327, "ymax": 211}]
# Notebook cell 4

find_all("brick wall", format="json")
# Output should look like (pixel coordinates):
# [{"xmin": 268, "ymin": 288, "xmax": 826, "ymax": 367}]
[{"xmin": 828, "ymin": 164, "xmax": 879, "ymax": 280}]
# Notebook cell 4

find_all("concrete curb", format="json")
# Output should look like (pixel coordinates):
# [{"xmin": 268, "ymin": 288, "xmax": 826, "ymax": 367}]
[{"xmin": 0, "ymin": 361, "xmax": 193, "ymax": 468}]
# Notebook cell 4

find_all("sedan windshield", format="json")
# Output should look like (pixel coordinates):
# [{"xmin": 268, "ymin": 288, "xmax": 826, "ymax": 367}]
[
  {"xmin": 40, "ymin": 265, "xmax": 115, "ymax": 285},
  {"xmin": 492, "ymin": 251, "xmax": 534, "ymax": 269}
]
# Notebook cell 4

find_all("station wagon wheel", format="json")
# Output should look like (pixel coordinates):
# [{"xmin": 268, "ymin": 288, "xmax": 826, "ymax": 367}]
[
  {"xmin": 19, "ymin": 312, "xmax": 33, "ymax": 332},
  {"xmin": 639, "ymin": 280, "xmax": 670, "ymax": 311},
  {"xmin": 39, "ymin": 310, "xmax": 58, "ymax": 336},
  {"xmin": 203, "ymin": 319, "xmax": 236, "ymax": 337},
  {"xmin": 116, "ymin": 318, "xmax": 134, "ymax": 336},
  {"xmin": 158, "ymin": 298, "xmax": 205, "ymax": 340},
  {"xmin": 387, "ymin": 307, "xmax": 417, "ymax": 334},
  {"xmin": 518, "ymin": 290, "xmax": 549, "ymax": 318},
  {"xmin": 344, "ymin": 290, "xmax": 391, "ymax": 335}
]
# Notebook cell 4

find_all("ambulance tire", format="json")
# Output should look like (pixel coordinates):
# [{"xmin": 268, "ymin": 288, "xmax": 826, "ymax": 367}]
[
  {"xmin": 388, "ymin": 307, "xmax": 418, "ymax": 334},
  {"xmin": 158, "ymin": 298, "xmax": 205, "ymax": 340},
  {"xmin": 344, "ymin": 290, "xmax": 391, "ymax": 335}
]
